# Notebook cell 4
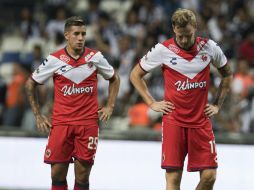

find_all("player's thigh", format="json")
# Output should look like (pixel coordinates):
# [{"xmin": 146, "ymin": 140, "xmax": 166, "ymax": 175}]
[
  {"xmin": 45, "ymin": 125, "xmax": 74, "ymax": 163},
  {"xmin": 162, "ymin": 120, "xmax": 187, "ymax": 170},
  {"xmin": 73, "ymin": 124, "xmax": 99, "ymax": 164},
  {"xmin": 166, "ymin": 169, "xmax": 183, "ymax": 185},
  {"xmin": 187, "ymin": 123, "xmax": 218, "ymax": 172},
  {"xmin": 51, "ymin": 163, "xmax": 69, "ymax": 180},
  {"xmin": 199, "ymin": 169, "xmax": 217, "ymax": 182},
  {"xmin": 74, "ymin": 159, "xmax": 92, "ymax": 182}
]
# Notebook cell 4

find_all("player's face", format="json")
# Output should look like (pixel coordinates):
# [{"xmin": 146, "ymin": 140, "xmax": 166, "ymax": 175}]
[
  {"xmin": 64, "ymin": 25, "xmax": 86, "ymax": 52},
  {"xmin": 173, "ymin": 23, "xmax": 196, "ymax": 50}
]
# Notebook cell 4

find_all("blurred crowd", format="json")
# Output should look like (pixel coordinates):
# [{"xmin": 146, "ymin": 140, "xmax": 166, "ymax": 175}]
[{"xmin": 0, "ymin": 0, "xmax": 253, "ymax": 134}]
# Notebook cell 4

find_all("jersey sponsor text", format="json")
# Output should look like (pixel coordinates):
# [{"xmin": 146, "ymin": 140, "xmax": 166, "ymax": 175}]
[
  {"xmin": 61, "ymin": 84, "xmax": 94, "ymax": 96},
  {"xmin": 175, "ymin": 79, "xmax": 206, "ymax": 91}
]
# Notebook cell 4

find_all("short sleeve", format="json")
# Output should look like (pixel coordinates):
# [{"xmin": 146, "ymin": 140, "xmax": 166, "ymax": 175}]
[
  {"xmin": 139, "ymin": 43, "xmax": 163, "ymax": 72},
  {"xmin": 32, "ymin": 55, "xmax": 59, "ymax": 84},
  {"xmin": 209, "ymin": 40, "xmax": 227, "ymax": 68},
  {"xmin": 90, "ymin": 52, "xmax": 114, "ymax": 80}
]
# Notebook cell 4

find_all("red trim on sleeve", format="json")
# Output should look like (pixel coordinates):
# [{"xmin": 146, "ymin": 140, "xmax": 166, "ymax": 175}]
[
  {"xmin": 107, "ymin": 70, "xmax": 115, "ymax": 81},
  {"xmin": 138, "ymin": 62, "xmax": 148, "ymax": 73}
]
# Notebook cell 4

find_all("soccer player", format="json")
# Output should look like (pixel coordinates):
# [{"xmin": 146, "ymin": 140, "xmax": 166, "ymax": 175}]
[
  {"xmin": 26, "ymin": 16, "xmax": 120, "ymax": 190},
  {"xmin": 130, "ymin": 9, "xmax": 232, "ymax": 190}
]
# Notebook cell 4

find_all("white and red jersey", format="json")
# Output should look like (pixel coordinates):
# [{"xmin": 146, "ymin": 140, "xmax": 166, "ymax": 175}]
[
  {"xmin": 139, "ymin": 37, "xmax": 227, "ymax": 128},
  {"xmin": 32, "ymin": 47, "xmax": 114, "ymax": 126}
]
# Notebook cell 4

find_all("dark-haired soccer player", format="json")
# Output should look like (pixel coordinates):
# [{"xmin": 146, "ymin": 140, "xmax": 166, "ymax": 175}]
[
  {"xmin": 26, "ymin": 16, "xmax": 120, "ymax": 190},
  {"xmin": 130, "ymin": 9, "xmax": 232, "ymax": 190}
]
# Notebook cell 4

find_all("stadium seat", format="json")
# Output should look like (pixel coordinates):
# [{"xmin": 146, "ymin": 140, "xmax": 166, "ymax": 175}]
[{"xmin": 1, "ymin": 52, "xmax": 20, "ymax": 63}]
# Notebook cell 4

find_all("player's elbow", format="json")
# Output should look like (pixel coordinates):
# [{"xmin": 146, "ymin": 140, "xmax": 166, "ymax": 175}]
[
  {"xmin": 130, "ymin": 67, "xmax": 140, "ymax": 85},
  {"xmin": 109, "ymin": 72, "xmax": 120, "ymax": 86},
  {"xmin": 25, "ymin": 77, "xmax": 36, "ymax": 92}
]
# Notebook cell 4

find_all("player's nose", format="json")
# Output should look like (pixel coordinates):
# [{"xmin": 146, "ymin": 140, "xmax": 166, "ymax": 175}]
[{"xmin": 78, "ymin": 34, "xmax": 84, "ymax": 40}]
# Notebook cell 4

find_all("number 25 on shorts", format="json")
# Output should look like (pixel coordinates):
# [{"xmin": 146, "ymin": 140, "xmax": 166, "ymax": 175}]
[{"xmin": 88, "ymin": 137, "xmax": 98, "ymax": 150}]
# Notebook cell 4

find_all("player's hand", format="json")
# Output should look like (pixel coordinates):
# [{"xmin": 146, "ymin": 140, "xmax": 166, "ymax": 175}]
[
  {"xmin": 35, "ymin": 115, "xmax": 52, "ymax": 133},
  {"xmin": 149, "ymin": 100, "xmax": 175, "ymax": 114},
  {"xmin": 204, "ymin": 104, "xmax": 219, "ymax": 118},
  {"xmin": 98, "ymin": 106, "xmax": 113, "ymax": 123}
]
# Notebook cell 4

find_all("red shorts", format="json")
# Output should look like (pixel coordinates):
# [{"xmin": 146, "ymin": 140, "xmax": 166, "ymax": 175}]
[
  {"xmin": 161, "ymin": 120, "xmax": 218, "ymax": 172},
  {"xmin": 44, "ymin": 124, "xmax": 99, "ymax": 165}
]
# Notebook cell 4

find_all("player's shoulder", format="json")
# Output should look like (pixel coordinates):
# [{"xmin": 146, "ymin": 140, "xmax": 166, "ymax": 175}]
[
  {"xmin": 160, "ymin": 37, "xmax": 181, "ymax": 55},
  {"xmin": 84, "ymin": 47, "xmax": 98, "ymax": 55},
  {"xmin": 49, "ymin": 48, "xmax": 70, "ymax": 63},
  {"xmin": 197, "ymin": 37, "xmax": 218, "ymax": 48},
  {"xmin": 83, "ymin": 47, "xmax": 100, "ymax": 61},
  {"xmin": 161, "ymin": 37, "xmax": 174, "ymax": 46},
  {"xmin": 50, "ymin": 48, "xmax": 65, "ymax": 58}
]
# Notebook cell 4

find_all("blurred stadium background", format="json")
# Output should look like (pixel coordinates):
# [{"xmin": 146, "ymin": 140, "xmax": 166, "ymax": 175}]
[{"xmin": 0, "ymin": 0, "xmax": 254, "ymax": 189}]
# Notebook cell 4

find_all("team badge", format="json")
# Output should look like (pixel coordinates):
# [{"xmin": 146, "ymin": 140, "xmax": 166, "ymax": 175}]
[
  {"xmin": 201, "ymin": 55, "xmax": 207, "ymax": 62},
  {"xmin": 87, "ymin": 61, "xmax": 94, "ymax": 68},
  {"xmin": 45, "ymin": 149, "xmax": 51, "ymax": 158},
  {"xmin": 162, "ymin": 153, "xmax": 165, "ymax": 162}
]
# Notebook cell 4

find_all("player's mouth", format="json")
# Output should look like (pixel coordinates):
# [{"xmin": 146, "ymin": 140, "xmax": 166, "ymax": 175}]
[{"xmin": 77, "ymin": 43, "xmax": 84, "ymax": 47}]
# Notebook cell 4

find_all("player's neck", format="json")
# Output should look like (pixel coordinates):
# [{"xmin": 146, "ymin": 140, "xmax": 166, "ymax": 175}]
[
  {"xmin": 174, "ymin": 37, "xmax": 196, "ymax": 51},
  {"xmin": 66, "ymin": 46, "xmax": 84, "ymax": 59}
]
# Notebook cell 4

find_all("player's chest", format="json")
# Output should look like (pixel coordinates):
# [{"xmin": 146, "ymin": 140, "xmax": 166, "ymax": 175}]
[
  {"xmin": 54, "ymin": 62, "xmax": 97, "ymax": 84},
  {"xmin": 163, "ymin": 51, "xmax": 212, "ymax": 79}
]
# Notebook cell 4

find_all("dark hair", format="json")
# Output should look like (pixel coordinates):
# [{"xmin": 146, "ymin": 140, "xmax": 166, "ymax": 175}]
[{"xmin": 64, "ymin": 16, "xmax": 85, "ymax": 32}]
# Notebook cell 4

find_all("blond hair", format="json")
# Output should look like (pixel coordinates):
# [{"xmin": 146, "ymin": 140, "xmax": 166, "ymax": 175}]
[{"xmin": 171, "ymin": 8, "xmax": 197, "ymax": 27}]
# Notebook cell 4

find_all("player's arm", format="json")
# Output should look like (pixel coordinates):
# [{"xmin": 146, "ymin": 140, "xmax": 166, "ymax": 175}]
[
  {"xmin": 204, "ymin": 64, "xmax": 233, "ymax": 117},
  {"xmin": 98, "ymin": 73, "xmax": 120, "ymax": 122},
  {"xmin": 130, "ymin": 64, "xmax": 174, "ymax": 114},
  {"xmin": 25, "ymin": 78, "xmax": 52, "ymax": 133}
]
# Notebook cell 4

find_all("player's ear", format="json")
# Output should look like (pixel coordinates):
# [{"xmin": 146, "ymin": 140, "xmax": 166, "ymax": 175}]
[
  {"xmin": 172, "ymin": 24, "xmax": 176, "ymax": 33},
  {"xmin": 193, "ymin": 23, "xmax": 197, "ymax": 30},
  {"xmin": 172, "ymin": 24, "xmax": 180, "ymax": 35},
  {"xmin": 64, "ymin": 31, "xmax": 69, "ymax": 41}
]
